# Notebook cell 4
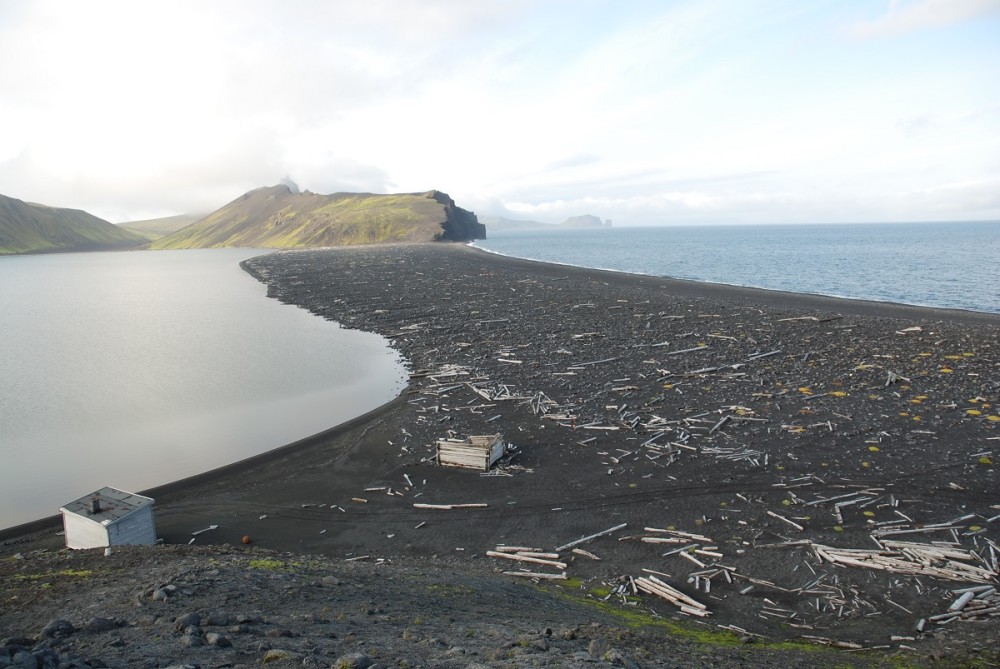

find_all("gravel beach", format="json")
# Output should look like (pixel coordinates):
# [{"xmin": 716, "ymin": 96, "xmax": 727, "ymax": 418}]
[{"xmin": 3, "ymin": 242, "xmax": 998, "ymax": 668}]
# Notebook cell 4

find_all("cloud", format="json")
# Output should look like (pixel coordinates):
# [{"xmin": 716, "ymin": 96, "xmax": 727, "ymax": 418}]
[
  {"xmin": 852, "ymin": 0, "xmax": 1000, "ymax": 39},
  {"xmin": 0, "ymin": 1, "xmax": 997, "ymax": 225}
]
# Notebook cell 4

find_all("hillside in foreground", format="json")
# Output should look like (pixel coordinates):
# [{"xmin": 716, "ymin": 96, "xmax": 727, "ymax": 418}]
[
  {"xmin": 0, "ymin": 193, "xmax": 146, "ymax": 255},
  {"xmin": 150, "ymin": 186, "xmax": 484, "ymax": 249}
]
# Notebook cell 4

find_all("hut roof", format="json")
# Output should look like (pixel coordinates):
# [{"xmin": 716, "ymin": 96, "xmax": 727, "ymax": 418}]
[{"xmin": 60, "ymin": 486, "xmax": 153, "ymax": 525}]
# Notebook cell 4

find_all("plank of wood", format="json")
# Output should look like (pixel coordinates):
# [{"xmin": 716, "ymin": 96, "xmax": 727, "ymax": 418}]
[
  {"xmin": 486, "ymin": 551, "xmax": 568, "ymax": 569},
  {"xmin": 555, "ymin": 523, "xmax": 628, "ymax": 552},
  {"xmin": 502, "ymin": 570, "xmax": 567, "ymax": 580}
]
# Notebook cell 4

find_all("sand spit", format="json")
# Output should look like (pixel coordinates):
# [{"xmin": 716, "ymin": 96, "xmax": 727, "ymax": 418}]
[{"xmin": 3, "ymin": 242, "xmax": 998, "ymax": 667}]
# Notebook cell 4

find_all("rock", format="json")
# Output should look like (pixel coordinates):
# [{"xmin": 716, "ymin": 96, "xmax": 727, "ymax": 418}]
[
  {"xmin": 178, "ymin": 633, "xmax": 202, "ymax": 648},
  {"xmin": 605, "ymin": 648, "xmax": 640, "ymax": 669},
  {"xmin": 531, "ymin": 637, "xmax": 550, "ymax": 652},
  {"xmin": 263, "ymin": 649, "xmax": 302, "ymax": 663},
  {"xmin": 205, "ymin": 632, "xmax": 231, "ymax": 648},
  {"xmin": 2, "ymin": 637, "xmax": 36, "ymax": 648},
  {"xmin": 237, "ymin": 613, "xmax": 264, "ymax": 624},
  {"xmin": 10, "ymin": 650, "xmax": 39, "ymax": 669},
  {"xmin": 172, "ymin": 613, "xmax": 200, "ymax": 632},
  {"xmin": 321, "ymin": 576, "xmax": 341, "ymax": 587},
  {"xmin": 587, "ymin": 639, "xmax": 608, "ymax": 659},
  {"xmin": 82, "ymin": 618, "xmax": 117, "ymax": 634},
  {"xmin": 39, "ymin": 620, "xmax": 74, "ymax": 639},
  {"xmin": 205, "ymin": 610, "xmax": 233, "ymax": 626},
  {"xmin": 331, "ymin": 653, "xmax": 372, "ymax": 669}
]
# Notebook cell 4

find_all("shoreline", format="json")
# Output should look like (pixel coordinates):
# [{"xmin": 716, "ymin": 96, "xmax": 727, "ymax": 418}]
[
  {"xmin": 467, "ymin": 242, "xmax": 1000, "ymax": 324},
  {"xmin": 469, "ymin": 222, "xmax": 1000, "ymax": 316},
  {"xmin": 4, "ymin": 241, "xmax": 998, "ymax": 651},
  {"xmin": 5, "ymin": 241, "xmax": 991, "ymax": 538},
  {"xmin": 3, "ymin": 242, "xmax": 994, "ymax": 540},
  {"xmin": 471, "ymin": 239, "xmax": 1000, "ymax": 318},
  {"xmin": 0, "ymin": 391, "xmax": 413, "ymax": 541}
]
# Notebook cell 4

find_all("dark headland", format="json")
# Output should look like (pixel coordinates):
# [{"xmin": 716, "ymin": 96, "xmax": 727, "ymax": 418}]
[{"xmin": 3, "ymin": 242, "xmax": 998, "ymax": 668}]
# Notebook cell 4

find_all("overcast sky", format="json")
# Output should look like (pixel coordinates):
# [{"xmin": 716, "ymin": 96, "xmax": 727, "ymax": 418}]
[{"xmin": 1, "ymin": 0, "xmax": 998, "ymax": 225}]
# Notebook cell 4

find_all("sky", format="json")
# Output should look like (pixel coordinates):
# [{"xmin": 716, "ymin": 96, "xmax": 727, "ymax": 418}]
[{"xmin": 1, "ymin": 0, "xmax": 998, "ymax": 225}]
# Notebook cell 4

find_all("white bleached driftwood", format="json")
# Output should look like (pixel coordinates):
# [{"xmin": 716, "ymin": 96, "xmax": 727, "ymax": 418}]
[
  {"xmin": 486, "ymin": 551, "xmax": 567, "ymax": 570},
  {"xmin": 555, "ymin": 523, "xmax": 628, "ymax": 552},
  {"xmin": 635, "ymin": 575, "xmax": 711, "ymax": 617}
]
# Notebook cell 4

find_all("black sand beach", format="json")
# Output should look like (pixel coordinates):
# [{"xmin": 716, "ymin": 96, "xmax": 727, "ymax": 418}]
[{"xmin": 3, "ymin": 242, "xmax": 998, "ymax": 666}]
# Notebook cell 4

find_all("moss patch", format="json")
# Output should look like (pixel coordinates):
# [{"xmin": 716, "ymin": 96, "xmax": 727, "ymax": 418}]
[
  {"xmin": 15, "ymin": 568, "xmax": 94, "ymax": 581},
  {"xmin": 547, "ymin": 583, "xmax": 824, "ymax": 654},
  {"xmin": 247, "ymin": 558, "xmax": 290, "ymax": 571}
]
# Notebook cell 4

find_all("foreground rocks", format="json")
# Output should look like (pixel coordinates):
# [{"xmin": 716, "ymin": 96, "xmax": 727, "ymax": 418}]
[{"xmin": 0, "ymin": 544, "xmax": 885, "ymax": 668}]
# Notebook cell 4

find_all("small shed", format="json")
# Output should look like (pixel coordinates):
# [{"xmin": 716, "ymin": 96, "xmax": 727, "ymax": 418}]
[
  {"xmin": 436, "ymin": 433, "xmax": 506, "ymax": 471},
  {"xmin": 59, "ymin": 486, "xmax": 157, "ymax": 550}
]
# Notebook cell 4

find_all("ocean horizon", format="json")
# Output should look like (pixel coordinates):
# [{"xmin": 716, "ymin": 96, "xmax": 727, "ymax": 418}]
[{"xmin": 472, "ymin": 221, "xmax": 1000, "ymax": 314}]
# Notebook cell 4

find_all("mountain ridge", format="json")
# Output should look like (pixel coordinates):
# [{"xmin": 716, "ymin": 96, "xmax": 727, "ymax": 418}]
[
  {"xmin": 0, "ymin": 193, "xmax": 146, "ymax": 255},
  {"xmin": 151, "ymin": 186, "xmax": 484, "ymax": 249}
]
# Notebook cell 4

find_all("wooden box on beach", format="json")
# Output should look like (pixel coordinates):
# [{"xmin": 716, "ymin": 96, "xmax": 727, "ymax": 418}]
[{"xmin": 436, "ymin": 434, "xmax": 506, "ymax": 471}]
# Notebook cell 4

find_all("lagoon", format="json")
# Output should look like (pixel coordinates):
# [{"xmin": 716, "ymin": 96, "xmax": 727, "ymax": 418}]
[{"xmin": 0, "ymin": 249, "xmax": 407, "ymax": 530}]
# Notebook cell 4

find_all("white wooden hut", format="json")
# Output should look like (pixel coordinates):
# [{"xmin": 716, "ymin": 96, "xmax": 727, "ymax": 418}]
[
  {"xmin": 59, "ymin": 486, "xmax": 157, "ymax": 550},
  {"xmin": 435, "ymin": 434, "xmax": 506, "ymax": 471}
]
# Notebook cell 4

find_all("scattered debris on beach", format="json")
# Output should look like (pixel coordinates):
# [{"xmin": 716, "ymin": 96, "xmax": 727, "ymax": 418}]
[{"xmin": 203, "ymin": 245, "xmax": 1000, "ymax": 650}]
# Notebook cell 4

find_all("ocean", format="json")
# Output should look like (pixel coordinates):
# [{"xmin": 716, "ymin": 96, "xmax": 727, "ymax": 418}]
[
  {"xmin": 472, "ymin": 221, "xmax": 1000, "ymax": 314},
  {"xmin": 0, "ymin": 249, "xmax": 407, "ymax": 530}
]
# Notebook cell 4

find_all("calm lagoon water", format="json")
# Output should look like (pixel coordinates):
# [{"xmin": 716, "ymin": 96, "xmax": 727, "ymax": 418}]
[
  {"xmin": 473, "ymin": 221, "xmax": 1000, "ymax": 314},
  {"xmin": 0, "ymin": 249, "xmax": 407, "ymax": 530}
]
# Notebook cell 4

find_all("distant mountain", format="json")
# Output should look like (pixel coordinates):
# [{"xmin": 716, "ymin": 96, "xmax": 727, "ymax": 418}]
[
  {"xmin": 558, "ymin": 214, "xmax": 612, "ymax": 229},
  {"xmin": 0, "ymin": 193, "xmax": 146, "ymax": 255},
  {"xmin": 151, "ymin": 186, "xmax": 485, "ymax": 250},
  {"xmin": 119, "ymin": 214, "xmax": 202, "ymax": 241}
]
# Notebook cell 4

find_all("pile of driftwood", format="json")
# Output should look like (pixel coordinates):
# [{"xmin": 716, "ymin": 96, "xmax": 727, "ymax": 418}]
[
  {"xmin": 812, "ymin": 540, "xmax": 997, "ymax": 584},
  {"xmin": 634, "ymin": 574, "xmax": 711, "ymax": 617},
  {"xmin": 488, "ymin": 523, "xmax": 627, "ymax": 580},
  {"xmin": 487, "ymin": 545, "xmax": 567, "ymax": 580}
]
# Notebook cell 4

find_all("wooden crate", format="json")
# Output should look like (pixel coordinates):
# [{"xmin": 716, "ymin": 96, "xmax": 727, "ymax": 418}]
[{"xmin": 436, "ymin": 434, "xmax": 505, "ymax": 471}]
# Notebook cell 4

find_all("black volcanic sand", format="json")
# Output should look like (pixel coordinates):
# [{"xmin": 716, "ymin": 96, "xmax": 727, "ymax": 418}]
[{"xmin": 4, "ymin": 242, "xmax": 999, "ymax": 664}]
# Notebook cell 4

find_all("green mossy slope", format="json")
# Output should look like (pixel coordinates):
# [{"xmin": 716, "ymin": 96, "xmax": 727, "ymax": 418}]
[
  {"xmin": 151, "ymin": 186, "xmax": 484, "ymax": 249},
  {"xmin": 0, "ymin": 194, "xmax": 146, "ymax": 255}
]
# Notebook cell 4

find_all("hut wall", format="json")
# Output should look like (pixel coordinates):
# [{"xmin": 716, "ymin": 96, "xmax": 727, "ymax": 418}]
[
  {"xmin": 61, "ymin": 512, "xmax": 110, "ymax": 550},
  {"xmin": 107, "ymin": 506, "xmax": 157, "ymax": 546}
]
